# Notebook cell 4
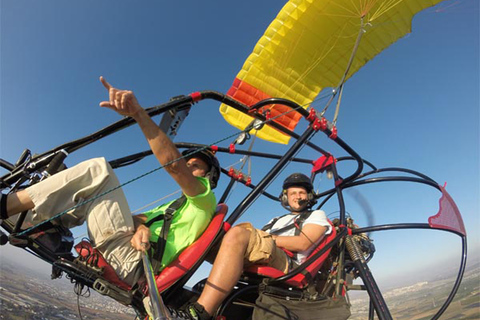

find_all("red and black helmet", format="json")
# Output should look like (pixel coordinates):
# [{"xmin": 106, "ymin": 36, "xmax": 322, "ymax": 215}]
[{"xmin": 182, "ymin": 148, "xmax": 220, "ymax": 189}]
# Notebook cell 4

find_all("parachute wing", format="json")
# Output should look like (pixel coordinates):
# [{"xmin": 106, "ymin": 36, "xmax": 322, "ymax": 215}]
[{"xmin": 220, "ymin": 0, "xmax": 444, "ymax": 144}]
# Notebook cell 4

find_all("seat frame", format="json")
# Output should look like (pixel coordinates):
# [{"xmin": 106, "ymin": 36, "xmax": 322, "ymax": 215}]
[
  {"xmin": 74, "ymin": 204, "xmax": 229, "ymax": 309},
  {"xmin": 243, "ymin": 221, "xmax": 337, "ymax": 289}
]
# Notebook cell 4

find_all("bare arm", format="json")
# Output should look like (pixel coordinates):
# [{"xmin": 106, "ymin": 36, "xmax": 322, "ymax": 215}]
[
  {"xmin": 273, "ymin": 224, "xmax": 327, "ymax": 252},
  {"xmin": 99, "ymin": 76, "xmax": 206, "ymax": 197}
]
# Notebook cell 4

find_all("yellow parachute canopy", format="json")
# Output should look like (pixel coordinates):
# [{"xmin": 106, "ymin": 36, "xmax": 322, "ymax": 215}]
[{"xmin": 220, "ymin": 0, "xmax": 444, "ymax": 144}]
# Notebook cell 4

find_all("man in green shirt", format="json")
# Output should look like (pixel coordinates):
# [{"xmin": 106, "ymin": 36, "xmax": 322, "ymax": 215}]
[
  {"xmin": 140, "ymin": 151, "xmax": 218, "ymax": 270},
  {"xmin": 1, "ymin": 77, "xmax": 220, "ymax": 287}
]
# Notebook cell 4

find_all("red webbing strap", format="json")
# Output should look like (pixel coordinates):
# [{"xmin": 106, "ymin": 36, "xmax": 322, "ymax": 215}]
[{"xmin": 281, "ymin": 248, "xmax": 295, "ymax": 258}]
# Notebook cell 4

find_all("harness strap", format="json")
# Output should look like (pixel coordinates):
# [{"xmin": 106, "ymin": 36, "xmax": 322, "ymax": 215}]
[
  {"xmin": 265, "ymin": 211, "xmax": 313, "ymax": 235},
  {"xmin": 261, "ymin": 212, "xmax": 292, "ymax": 233},
  {"xmin": 261, "ymin": 213, "xmax": 286, "ymax": 232},
  {"xmin": 146, "ymin": 194, "xmax": 187, "ymax": 274},
  {"xmin": 264, "ymin": 210, "xmax": 314, "ymax": 263}
]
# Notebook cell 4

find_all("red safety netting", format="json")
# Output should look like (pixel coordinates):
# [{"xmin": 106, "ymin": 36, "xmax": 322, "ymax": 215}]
[{"xmin": 428, "ymin": 186, "xmax": 466, "ymax": 236}]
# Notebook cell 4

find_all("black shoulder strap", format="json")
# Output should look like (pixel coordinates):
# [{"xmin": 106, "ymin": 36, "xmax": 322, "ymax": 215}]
[
  {"xmin": 292, "ymin": 210, "xmax": 315, "ymax": 262},
  {"xmin": 266, "ymin": 210, "xmax": 314, "ymax": 264},
  {"xmin": 266, "ymin": 211, "xmax": 313, "ymax": 236},
  {"xmin": 293, "ymin": 210, "xmax": 314, "ymax": 236},
  {"xmin": 261, "ymin": 213, "xmax": 290, "ymax": 233},
  {"xmin": 148, "ymin": 194, "xmax": 187, "ymax": 273}
]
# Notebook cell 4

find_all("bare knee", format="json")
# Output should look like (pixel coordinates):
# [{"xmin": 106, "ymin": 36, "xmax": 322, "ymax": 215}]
[{"xmin": 221, "ymin": 226, "xmax": 250, "ymax": 249}]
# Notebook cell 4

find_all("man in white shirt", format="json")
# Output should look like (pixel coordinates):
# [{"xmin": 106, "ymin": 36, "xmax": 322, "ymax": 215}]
[{"xmin": 186, "ymin": 173, "xmax": 332, "ymax": 320}]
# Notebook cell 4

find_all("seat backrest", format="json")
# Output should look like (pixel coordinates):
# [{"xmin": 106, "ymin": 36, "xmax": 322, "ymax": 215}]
[
  {"xmin": 155, "ymin": 203, "xmax": 228, "ymax": 293},
  {"xmin": 244, "ymin": 221, "xmax": 337, "ymax": 288},
  {"xmin": 74, "ymin": 204, "xmax": 228, "ymax": 293}
]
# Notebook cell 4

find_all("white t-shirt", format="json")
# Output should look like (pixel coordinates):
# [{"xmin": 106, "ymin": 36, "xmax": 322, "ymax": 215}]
[{"xmin": 265, "ymin": 210, "xmax": 332, "ymax": 264}]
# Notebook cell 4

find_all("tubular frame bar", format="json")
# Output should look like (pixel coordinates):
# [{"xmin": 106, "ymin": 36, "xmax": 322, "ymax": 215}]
[
  {"xmin": 315, "ymin": 171, "xmax": 440, "ymax": 206},
  {"xmin": 0, "ymin": 91, "xmax": 467, "ymax": 320},
  {"xmin": 201, "ymin": 93, "xmax": 329, "ymax": 156},
  {"xmin": 217, "ymin": 284, "xmax": 258, "ymax": 318},
  {"xmin": 351, "ymin": 223, "xmax": 467, "ymax": 320},
  {"xmin": 346, "ymin": 236, "xmax": 393, "ymax": 320},
  {"xmin": 218, "ymin": 167, "xmax": 279, "ymax": 202},
  {"xmin": 315, "ymin": 175, "xmax": 441, "ymax": 216},
  {"xmin": 2, "ymin": 91, "xmax": 363, "ymax": 190},
  {"xmin": 109, "ymin": 144, "xmax": 314, "ymax": 169},
  {"xmin": 336, "ymin": 156, "xmax": 377, "ymax": 171},
  {"xmin": 218, "ymin": 177, "xmax": 237, "ymax": 204},
  {"xmin": 226, "ymin": 126, "xmax": 318, "ymax": 225},
  {"xmin": 354, "ymin": 167, "xmax": 437, "ymax": 185}
]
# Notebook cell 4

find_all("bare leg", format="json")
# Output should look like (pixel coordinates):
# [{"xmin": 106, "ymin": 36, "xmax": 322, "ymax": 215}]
[
  {"xmin": 197, "ymin": 226, "xmax": 251, "ymax": 315},
  {"xmin": 5, "ymin": 190, "xmax": 34, "ymax": 217}
]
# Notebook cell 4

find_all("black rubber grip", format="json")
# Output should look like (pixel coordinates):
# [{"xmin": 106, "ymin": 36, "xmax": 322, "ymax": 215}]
[{"xmin": 45, "ymin": 151, "xmax": 68, "ymax": 175}]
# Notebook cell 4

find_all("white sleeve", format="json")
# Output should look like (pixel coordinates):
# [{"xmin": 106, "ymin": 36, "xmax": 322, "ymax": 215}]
[{"xmin": 303, "ymin": 210, "xmax": 332, "ymax": 235}]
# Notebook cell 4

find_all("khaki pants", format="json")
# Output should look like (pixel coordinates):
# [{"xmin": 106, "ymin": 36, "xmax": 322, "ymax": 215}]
[
  {"xmin": 26, "ymin": 157, "xmax": 142, "ymax": 285},
  {"xmin": 238, "ymin": 222, "xmax": 290, "ymax": 273}
]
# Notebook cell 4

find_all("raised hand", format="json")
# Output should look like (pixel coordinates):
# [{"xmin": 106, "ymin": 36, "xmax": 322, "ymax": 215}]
[{"xmin": 99, "ymin": 76, "xmax": 143, "ymax": 117}]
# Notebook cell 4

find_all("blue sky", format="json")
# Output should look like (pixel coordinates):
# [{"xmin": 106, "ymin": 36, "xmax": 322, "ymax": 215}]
[{"xmin": 1, "ymin": 0, "xmax": 478, "ymax": 294}]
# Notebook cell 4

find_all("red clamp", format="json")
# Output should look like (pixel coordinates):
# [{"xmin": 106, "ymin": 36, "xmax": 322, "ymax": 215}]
[
  {"xmin": 313, "ymin": 117, "xmax": 328, "ymax": 131},
  {"xmin": 222, "ymin": 222, "xmax": 231, "ymax": 232},
  {"xmin": 307, "ymin": 109, "xmax": 329, "ymax": 132},
  {"xmin": 229, "ymin": 143, "xmax": 236, "ymax": 154},
  {"xmin": 264, "ymin": 109, "xmax": 272, "ymax": 120},
  {"xmin": 312, "ymin": 118, "xmax": 322, "ymax": 131},
  {"xmin": 307, "ymin": 109, "xmax": 321, "ymax": 131},
  {"xmin": 312, "ymin": 154, "xmax": 337, "ymax": 174},
  {"xmin": 210, "ymin": 145, "xmax": 219, "ymax": 152},
  {"xmin": 329, "ymin": 126, "xmax": 338, "ymax": 139},
  {"xmin": 228, "ymin": 167, "xmax": 252, "ymax": 185},
  {"xmin": 189, "ymin": 92, "xmax": 202, "ymax": 103},
  {"xmin": 319, "ymin": 117, "xmax": 328, "ymax": 131}
]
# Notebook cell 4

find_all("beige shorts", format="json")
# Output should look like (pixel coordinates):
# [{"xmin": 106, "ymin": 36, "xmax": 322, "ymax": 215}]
[{"xmin": 238, "ymin": 222, "xmax": 289, "ymax": 273}]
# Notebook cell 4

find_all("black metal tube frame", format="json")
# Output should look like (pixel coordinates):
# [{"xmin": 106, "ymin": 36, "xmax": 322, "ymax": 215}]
[
  {"xmin": 350, "ymin": 223, "xmax": 467, "ymax": 320},
  {"xmin": 0, "ymin": 91, "xmax": 467, "ymax": 320}
]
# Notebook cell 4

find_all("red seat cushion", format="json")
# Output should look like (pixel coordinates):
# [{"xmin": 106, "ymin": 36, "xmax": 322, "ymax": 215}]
[
  {"xmin": 244, "ymin": 221, "xmax": 336, "ymax": 288},
  {"xmin": 155, "ymin": 203, "xmax": 228, "ymax": 293}
]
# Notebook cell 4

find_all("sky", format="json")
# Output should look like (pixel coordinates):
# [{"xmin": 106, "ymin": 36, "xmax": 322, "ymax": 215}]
[{"xmin": 0, "ymin": 0, "xmax": 479, "ymax": 304}]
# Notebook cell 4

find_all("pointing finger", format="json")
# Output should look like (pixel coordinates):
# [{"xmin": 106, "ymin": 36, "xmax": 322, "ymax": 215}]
[{"xmin": 99, "ymin": 76, "xmax": 112, "ymax": 90}]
